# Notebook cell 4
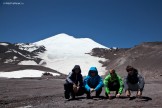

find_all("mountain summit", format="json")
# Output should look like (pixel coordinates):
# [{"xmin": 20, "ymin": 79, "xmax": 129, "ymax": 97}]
[
  {"xmin": 35, "ymin": 33, "xmax": 108, "ymax": 55},
  {"xmin": 33, "ymin": 33, "xmax": 109, "ymax": 75},
  {"xmin": 0, "ymin": 33, "xmax": 109, "ymax": 77}
]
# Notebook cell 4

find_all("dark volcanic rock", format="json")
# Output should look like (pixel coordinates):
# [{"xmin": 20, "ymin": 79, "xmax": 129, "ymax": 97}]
[
  {"xmin": 91, "ymin": 42, "xmax": 162, "ymax": 80},
  {"xmin": 0, "ymin": 42, "xmax": 45, "ymax": 64}
]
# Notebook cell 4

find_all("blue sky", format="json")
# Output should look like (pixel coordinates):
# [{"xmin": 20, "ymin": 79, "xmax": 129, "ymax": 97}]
[{"xmin": 0, "ymin": 0, "xmax": 162, "ymax": 48}]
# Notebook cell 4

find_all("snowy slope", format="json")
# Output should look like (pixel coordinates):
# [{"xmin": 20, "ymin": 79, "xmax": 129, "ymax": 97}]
[
  {"xmin": 0, "ymin": 70, "xmax": 60, "ymax": 78},
  {"xmin": 34, "ymin": 33, "xmax": 109, "ymax": 76}
]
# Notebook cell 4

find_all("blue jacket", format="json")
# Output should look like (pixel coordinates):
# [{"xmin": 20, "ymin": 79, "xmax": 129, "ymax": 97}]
[{"xmin": 84, "ymin": 67, "xmax": 103, "ymax": 92}]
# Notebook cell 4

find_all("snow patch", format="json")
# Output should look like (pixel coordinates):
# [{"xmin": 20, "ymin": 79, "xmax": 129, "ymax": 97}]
[
  {"xmin": 39, "ymin": 60, "xmax": 47, "ymax": 66},
  {"xmin": 112, "ymin": 47, "xmax": 118, "ymax": 50},
  {"xmin": 0, "ymin": 43, "xmax": 9, "ymax": 46},
  {"xmin": 18, "ymin": 60, "xmax": 37, "ymax": 65},
  {"xmin": 0, "ymin": 70, "xmax": 60, "ymax": 78},
  {"xmin": 45, "ymin": 54, "xmax": 106, "ymax": 76},
  {"xmin": 4, "ymin": 59, "xmax": 14, "ymax": 63},
  {"xmin": 5, "ymin": 50, "xmax": 12, "ymax": 53},
  {"xmin": 16, "ymin": 43, "xmax": 39, "ymax": 52},
  {"xmin": 13, "ymin": 56, "xmax": 17, "ymax": 60}
]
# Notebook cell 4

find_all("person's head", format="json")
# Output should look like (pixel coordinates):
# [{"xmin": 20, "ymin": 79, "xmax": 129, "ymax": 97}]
[
  {"xmin": 126, "ymin": 65, "xmax": 135, "ymax": 76},
  {"xmin": 72, "ymin": 65, "xmax": 81, "ymax": 74},
  {"xmin": 75, "ymin": 68, "xmax": 80, "ymax": 74},
  {"xmin": 109, "ymin": 69, "xmax": 116, "ymax": 77},
  {"xmin": 90, "ymin": 70, "xmax": 96, "ymax": 77},
  {"xmin": 126, "ymin": 65, "xmax": 134, "ymax": 72},
  {"xmin": 88, "ymin": 67, "xmax": 98, "ymax": 77}
]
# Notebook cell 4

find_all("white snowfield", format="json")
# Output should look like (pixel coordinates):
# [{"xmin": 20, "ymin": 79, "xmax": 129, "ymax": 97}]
[
  {"xmin": 34, "ymin": 33, "xmax": 109, "ymax": 76},
  {"xmin": 18, "ymin": 60, "xmax": 38, "ymax": 65},
  {"xmin": 0, "ymin": 70, "xmax": 60, "ymax": 78},
  {"xmin": 0, "ymin": 33, "xmax": 109, "ymax": 78}
]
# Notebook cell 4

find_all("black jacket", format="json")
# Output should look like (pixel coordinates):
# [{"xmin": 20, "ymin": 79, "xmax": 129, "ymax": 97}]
[{"xmin": 66, "ymin": 65, "xmax": 83, "ymax": 87}]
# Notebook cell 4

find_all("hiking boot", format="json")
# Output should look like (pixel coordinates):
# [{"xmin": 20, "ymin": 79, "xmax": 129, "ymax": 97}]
[
  {"xmin": 71, "ymin": 92, "xmax": 76, "ymax": 100},
  {"xmin": 96, "ymin": 92, "xmax": 100, "ymax": 98},
  {"xmin": 71, "ymin": 95, "xmax": 75, "ymax": 100},
  {"xmin": 105, "ymin": 92, "xmax": 112, "ymax": 99},
  {"xmin": 64, "ymin": 91, "xmax": 70, "ymax": 99},
  {"xmin": 105, "ymin": 92, "xmax": 108, "ymax": 97},
  {"xmin": 96, "ymin": 94, "xmax": 100, "ymax": 98},
  {"xmin": 86, "ymin": 94, "xmax": 91, "ymax": 99},
  {"xmin": 126, "ymin": 90, "xmax": 131, "ymax": 97}
]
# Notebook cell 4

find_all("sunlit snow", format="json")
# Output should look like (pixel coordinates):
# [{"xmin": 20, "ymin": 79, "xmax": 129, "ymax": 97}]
[
  {"xmin": 0, "ymin": 70, "xmax": 60, "ymax": 78},
  {"xmin": 34, "ymin": 33, "xmax": 109, "ymax": 76}
]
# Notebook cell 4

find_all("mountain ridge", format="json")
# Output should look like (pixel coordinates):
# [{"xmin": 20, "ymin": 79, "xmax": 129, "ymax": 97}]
[
  {"xmin": 0, "ymin": 33, "xmax": 109, "ymax": 77},
  {"xmin": 0, "ymin": 33, "xmax": 162, "ymax": 79}
]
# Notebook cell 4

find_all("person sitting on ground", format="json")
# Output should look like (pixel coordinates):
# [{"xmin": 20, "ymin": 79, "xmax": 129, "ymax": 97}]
[
  {"xmin": 64, "ymin": 65, "xmax": 84, "ymax": 99},
  {"xmin": 104, "ymin": 69, "xmax": 124, "ymax": 99},
  {"xmin": 84, "ymin": 67, "xmax": 104, "ymax": 99},
  {"xmin": 124, "ymin": 65, "xmax": 145, "ymax": 98}
]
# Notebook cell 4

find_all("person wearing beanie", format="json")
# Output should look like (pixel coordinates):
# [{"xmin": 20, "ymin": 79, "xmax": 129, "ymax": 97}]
[
  {"xmin": 104, "ymin": 69, "xmax": 124, "ymax": 99},
  {"xmin": 124, "ymin": 65, "xmax": 145, "ymax": 98},
  {"xmin": 84, "ymin": 67, "xmax": 104, "ymax": 99},
  {"xmin": 64, "ymin": 65, "xmax": 84, "ymax": 99}
]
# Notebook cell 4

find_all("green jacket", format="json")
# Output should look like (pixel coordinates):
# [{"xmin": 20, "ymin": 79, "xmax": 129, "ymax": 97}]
[{"xmin": 104, "ymin": 73, "xmax": 123, "ymax": 94}]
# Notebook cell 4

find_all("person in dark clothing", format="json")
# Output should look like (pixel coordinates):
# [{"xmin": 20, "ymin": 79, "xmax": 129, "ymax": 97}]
[
  {"xmin": 64, "ymin": 65, "xmax": 84, "ymax": 99},
  {"xmin": 124, "ymin": 66, "xmax": 145, "ymax": 98},
  {"xmin": 84, "ymin": 67, "xmax": 104, "ymax": 99}
]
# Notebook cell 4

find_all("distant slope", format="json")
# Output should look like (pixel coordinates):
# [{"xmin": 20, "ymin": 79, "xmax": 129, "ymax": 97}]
[
  {"xmin": 90, "ymin": 42, "xmax": 162, "ymax": 80},
  {"xmin": 0, "ymin": 42, "xmax": 45, "ymax": 64}
]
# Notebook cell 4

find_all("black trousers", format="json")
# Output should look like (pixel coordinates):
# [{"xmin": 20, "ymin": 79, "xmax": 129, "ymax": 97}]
[
  {"xmin": 85, "ymin": 87, "xmax": 102, "ymax": 97},
  {"xmin": 64, "ymin": 83, "xmax": 84, "ymax": 99},
  {"xmin": 105, "ymin": 80, "xmax": 120, "ymax": 95}
]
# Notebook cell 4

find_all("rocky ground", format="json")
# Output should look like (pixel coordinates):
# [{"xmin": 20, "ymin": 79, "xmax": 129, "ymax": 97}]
[{"xmin": 0, "ymin": 76, "xmax": 162, "ymax": 108}]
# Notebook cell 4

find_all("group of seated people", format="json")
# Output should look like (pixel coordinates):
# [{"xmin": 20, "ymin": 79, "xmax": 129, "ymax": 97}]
[{"xmin": 64, "ymin": 65, "xmax": 145, "ymax": 99}]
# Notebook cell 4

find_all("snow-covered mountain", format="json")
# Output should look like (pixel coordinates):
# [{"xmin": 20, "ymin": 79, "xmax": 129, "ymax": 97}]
[
  {"xmin": 0, "ymin": 33, "xmax": 109, "ymax": 77},
  {"xmin": 33, "ymin": 33, "xmax": 109, "ymax": 76},
  {"xmin": 1, "ymin": 33, "xmax": 161, "ymax": 79}
]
